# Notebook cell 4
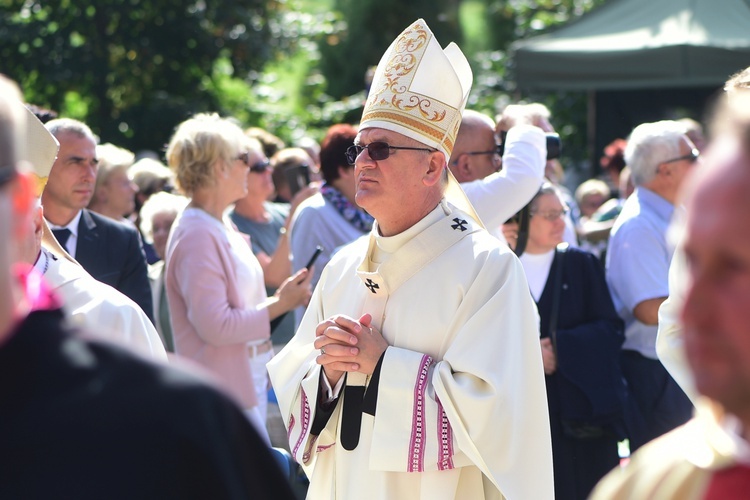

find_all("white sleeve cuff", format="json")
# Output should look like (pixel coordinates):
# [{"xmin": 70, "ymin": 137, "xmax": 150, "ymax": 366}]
[{"xmin": 320, "ymin": 371, "xmax": 346, "ymax": 402}]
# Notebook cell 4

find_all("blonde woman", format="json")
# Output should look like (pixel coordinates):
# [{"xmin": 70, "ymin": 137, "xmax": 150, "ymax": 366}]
[
  {"xmin": 88, "ymin": 143, "xmax": 138, "ymax": 221},
  {"xmin": 165, "ymin": 113, "xmax": 312, "ymax": 441}
]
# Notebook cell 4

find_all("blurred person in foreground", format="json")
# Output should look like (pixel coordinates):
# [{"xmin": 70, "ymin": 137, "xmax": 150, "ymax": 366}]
[
  {"xmin": 268, "ymin": 19, "xmax": 553, "ymax": 499},
  {"xmin": 591, "ymin": 91, "xmax": 750, "ymax": 500},
  {"xmin": 140, "ymin": 191, "xmax": 189, "ymax": 353},
  {"xmin": 0, "ymin": 74, "xmax": 296, "ymax": 500},
  {"xmin": 164, "ymin": 113, "xmax": 313, "ymax": 442},
  {"xmin": 657, "ymin": 65, "xmax": 750, "ymax": 406}
]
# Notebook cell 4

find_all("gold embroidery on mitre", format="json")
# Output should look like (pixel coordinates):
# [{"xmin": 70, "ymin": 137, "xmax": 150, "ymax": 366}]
[
  {"xmin": 359, "ymin": 110, "xmax": 455, "ymax": 153},
  {"xmin": 367, "ymin": 25, "xmax": 428, "ymax": 105},
  {"xmin": 392, "ymin": 95, "xmax": 446, "ymax": 122},
  {"xmin": 362, "ymin": 22, "xmax": 463, "ymax": 153},
  {"xmin": 365, "ymin": 24, "xmax": 451, "ymax": 125}
]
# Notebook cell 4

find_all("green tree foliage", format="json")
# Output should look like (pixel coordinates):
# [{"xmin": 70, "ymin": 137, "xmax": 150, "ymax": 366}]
[
  {"xmin": 0, "ymin": 0, "xmax": 279, "ymax": 152},
  {"xmin": 466, "ymin": 0, "xmax": 607, "ymax": 180},
  {"xmin": 318, "ymin": 0, "xmax": 462, "ymax": 100},
  {"xmin": 1, "ymin": 0, "xmax": 607, "ymax": 168}
]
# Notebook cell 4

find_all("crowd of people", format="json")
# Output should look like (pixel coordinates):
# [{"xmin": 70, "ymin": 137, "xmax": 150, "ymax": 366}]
[{"xmin": 3, "ymin": 15, "xmax": 750, "ymax": 500}]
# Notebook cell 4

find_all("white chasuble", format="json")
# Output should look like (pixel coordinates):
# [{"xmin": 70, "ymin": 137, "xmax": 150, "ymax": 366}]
[
  {"xmin": 268, "ymin": 201, "xmax": 553, "ymax": 500},
  {"xmin": 41, "ymin": 248, "xmax": 167, "ymax": 361}
]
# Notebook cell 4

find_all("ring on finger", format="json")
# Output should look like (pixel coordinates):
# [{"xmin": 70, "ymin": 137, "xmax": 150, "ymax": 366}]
[{"xmin": 320, "ymin": 347, "xmax": 326, "ymax": 355}]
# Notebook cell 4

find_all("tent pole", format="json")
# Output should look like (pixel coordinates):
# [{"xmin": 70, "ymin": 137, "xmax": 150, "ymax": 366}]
[{"xmin": 587, "ymin": 90, "xmax": 597, "ymax": 178}]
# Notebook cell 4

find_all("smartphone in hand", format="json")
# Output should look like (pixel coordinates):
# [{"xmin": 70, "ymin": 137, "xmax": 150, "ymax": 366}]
[{"xmin": 305, "ymin": 246, "xmax": 324, "ymax": 270}]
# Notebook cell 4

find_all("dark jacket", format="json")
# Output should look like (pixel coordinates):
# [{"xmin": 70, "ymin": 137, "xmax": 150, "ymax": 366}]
[
  {"xmin": 0, "ymin": 306, "xmax": 296, "ymax": 500},
  {"xmin": 537, "ymin": 247, "xmax": 626, "ymax": 428}
]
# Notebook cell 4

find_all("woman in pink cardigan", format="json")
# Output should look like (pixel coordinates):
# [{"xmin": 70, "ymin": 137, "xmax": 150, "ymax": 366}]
[{"xmin": 164, "ymin": 114, "xmax": 312, "ymax": 442}]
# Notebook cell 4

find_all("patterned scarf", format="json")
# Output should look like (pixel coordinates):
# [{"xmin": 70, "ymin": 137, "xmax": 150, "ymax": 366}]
[{"xmin": 320, "ymin": 183, "xmax": 374, "ymax": 233}]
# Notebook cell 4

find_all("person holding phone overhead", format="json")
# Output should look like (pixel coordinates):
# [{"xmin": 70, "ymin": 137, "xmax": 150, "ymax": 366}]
[
  {"xmin": 164, "ymin": 113, "xmax": 313, "ymax": 442},
  {"xmin": 270, "ymin": 147, "xmax": 316, "ymax": 203}
]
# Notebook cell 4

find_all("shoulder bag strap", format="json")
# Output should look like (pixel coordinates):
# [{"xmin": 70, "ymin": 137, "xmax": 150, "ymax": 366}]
[{"xmin": 548, "ymin": 242, "xmax": 569, "ymax": 354}]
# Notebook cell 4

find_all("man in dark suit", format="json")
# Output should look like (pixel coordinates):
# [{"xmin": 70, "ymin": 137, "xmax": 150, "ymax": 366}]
[{"xmin": 41, "ymin": 117, "xmax": 154, "ymax": 323}]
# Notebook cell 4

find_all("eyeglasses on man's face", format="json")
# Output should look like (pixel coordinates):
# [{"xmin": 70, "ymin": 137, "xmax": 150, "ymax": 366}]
[
  {"xmin": 661, "ymin": 148, "xmax": 700, "ymax": 166},
  {"xmin": 462, "ymin": 144, "xmax": 503, "ymax": 159},
  {"xmin": 530, "ymin": 207, "xmax": 569, "ymax": 222},
  {"xmin": 237, "ymin": 153, "xmax": 271, "ymax": 173},
  {"xmin": 345, "ymin": 141, "xmax": 436, "ymax": 165}
]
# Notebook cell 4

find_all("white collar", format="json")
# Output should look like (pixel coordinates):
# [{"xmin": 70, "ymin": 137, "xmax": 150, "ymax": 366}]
[
  {"xmin": 46, "ymin": 209, "xmax": 82, "ymax": 238},
  {"xmin": 32, "ymin": 247, "xmax": 55, "ymax": 276}
]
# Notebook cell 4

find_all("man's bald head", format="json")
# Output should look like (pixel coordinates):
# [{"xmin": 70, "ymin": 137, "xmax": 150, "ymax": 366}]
[{"xmin": 449, "ymin": 110, "xmax": 499, "ymax": 182}]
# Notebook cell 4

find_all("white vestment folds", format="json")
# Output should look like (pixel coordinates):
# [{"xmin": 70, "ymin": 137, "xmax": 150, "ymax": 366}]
[
  {"xmin": 41, "ymin": 249, "xmax": 167, "ymax": 362},
  {"xmin": 268, "ymin": 201, "xmax": 553, "ymax": 500}
]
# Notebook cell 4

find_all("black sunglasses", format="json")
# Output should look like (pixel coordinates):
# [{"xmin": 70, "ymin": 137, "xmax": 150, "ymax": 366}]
[
  {"xmin": 661, "ymin": 148, "xmax": 700, "ymax": 165},
  {"xmin": 345, "ymin": 141, "xmax": 436, "ymax": 165},
  {"xmin": 250, "ymin": 159, "xmax": 271, "ymax": 173},
  {"xmin": 237, "ymin": 153, "xmax": 271, "ymax": 173}
]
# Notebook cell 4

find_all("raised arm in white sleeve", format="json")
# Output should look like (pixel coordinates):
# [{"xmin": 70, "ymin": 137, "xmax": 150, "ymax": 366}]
[{"xmin": 460, "ymin": 124, "xmax": 546, "ymax": 234}]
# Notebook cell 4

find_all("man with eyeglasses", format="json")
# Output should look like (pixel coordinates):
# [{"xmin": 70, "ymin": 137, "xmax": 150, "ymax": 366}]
[
  {"xmin": 605, "ymin": 120, "xmax": 698, "ymax": 452},
  {"xmin": 269, "ymin": 19, "xmax": 553, "ymax": 500},
  {"xmin": 448, "ymin": 109, "xmax": 545, "ymax": 246},
  {"xmin": 41, "ymin": 117, "xmax": 153, "ymax": 323}
]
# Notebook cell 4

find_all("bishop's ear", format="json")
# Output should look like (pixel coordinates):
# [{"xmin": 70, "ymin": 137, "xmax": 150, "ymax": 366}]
[{"xmin": 423, "ymin": 150, "xmax": 446, "ymax": 186}]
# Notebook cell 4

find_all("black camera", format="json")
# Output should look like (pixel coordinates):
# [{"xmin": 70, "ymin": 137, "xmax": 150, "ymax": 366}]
[
  {"xmin": 284, "ymin": 164, "xmax": 311, "ymax": 197},
  {"xmin": 498, "ymin": 131, "xmax": 561, "ymax": 160}
]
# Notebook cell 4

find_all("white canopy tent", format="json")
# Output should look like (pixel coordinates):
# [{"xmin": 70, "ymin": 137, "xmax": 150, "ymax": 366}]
[
  {"xmin": 512, "ymin": 0, "xmax": 750, "ymax": 91},
  {"xmin": 510, "ymin": 0, "xmax": 750, "ymax": 177}
]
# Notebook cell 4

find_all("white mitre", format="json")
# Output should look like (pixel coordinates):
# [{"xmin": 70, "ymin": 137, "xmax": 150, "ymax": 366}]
[{"xmin": 359, "ymin": 19, "xmax": 483, "ymax": 227}]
